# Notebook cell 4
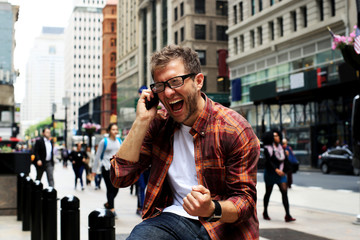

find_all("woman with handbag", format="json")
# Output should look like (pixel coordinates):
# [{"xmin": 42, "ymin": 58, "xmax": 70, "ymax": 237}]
[{"xmin": 262, "ymin": 130, "xmax": 296, "ymax": 222}]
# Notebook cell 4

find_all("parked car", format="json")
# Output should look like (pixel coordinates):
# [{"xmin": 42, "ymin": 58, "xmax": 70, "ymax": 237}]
[{"xmin": 318, "ymin": 147, "xmax": 360, "ymax": 175}]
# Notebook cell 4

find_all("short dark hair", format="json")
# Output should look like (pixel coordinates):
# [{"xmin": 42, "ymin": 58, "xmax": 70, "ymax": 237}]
[
  {"xmin": 150, "ymin": 45, "xmax": 201, "ymax": 80},
  {"xmin": 42, "ymin": 127, "xmax": 50, "ymax": 134}
]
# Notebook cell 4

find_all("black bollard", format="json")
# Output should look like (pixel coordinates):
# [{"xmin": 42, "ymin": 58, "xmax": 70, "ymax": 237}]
[
  {"xmin": 31, "ymin": 180, "xmax": 43, "ymax": 240},
  {"xmin": 22, "ymin": 176, "xmax": 33, "ymax": 231},
  {"xmin": 61, "ymin": 195, "xmax": 80, "ymax": 240},
  {"xmin": 88, "ymin": 209, "xmax": 115, "ymax": 240},
  {"xmin": 42, "ymin": 187, "xmax": 57, "ymax": 240},
  {"xmin": 17, "ymin": 173, "xmax": 26, "ymax": 221}
]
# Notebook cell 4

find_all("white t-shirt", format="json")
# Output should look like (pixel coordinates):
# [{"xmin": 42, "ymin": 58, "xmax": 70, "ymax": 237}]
[{"xmin": 163, "ymin": 124, "xmax": 198, "ymax": 220}]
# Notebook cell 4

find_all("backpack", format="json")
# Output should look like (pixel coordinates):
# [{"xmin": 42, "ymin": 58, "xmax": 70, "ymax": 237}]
[{"xmin": 100, "ymin": 137, "xmax": 122, "ymax": 160}]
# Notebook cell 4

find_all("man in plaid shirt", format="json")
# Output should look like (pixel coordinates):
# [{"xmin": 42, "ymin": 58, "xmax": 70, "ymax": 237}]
[{"xmin": 111, "ymin": 45, "xmax": 260, "ymax": 239}]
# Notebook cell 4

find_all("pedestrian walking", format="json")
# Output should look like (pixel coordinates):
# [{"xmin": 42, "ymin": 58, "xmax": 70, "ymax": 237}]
[
  {"xmin": 34, "ymin": 127, "xmax": 55, "ymax": 187},
  {"xmin": 262, "ymin": 129, "xmax": 296, "ymax": 222},
  {"xmin": 69, "ymin": 143, "xmax": 87, "ymax": 190},
  {"xmin": 110, "ymin": 45, "xmax": 260, "ymax": 239},
  {"xmin": 92, "ymin": 123, "xmax": 122, "ymax": 217}
]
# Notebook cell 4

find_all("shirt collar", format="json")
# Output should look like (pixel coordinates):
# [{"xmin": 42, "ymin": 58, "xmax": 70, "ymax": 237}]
[{"xmin": 190, "ymin": 92, "xmax": 212, "ymax": 137}]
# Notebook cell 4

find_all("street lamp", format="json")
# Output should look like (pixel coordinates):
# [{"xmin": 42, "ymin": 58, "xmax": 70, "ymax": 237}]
[{"xmin": 62, "ymin": 97, "xmax": 70, "ymax": 149}]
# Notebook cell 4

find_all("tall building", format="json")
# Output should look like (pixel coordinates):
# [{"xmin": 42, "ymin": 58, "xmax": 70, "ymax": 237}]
[
  {"xmin": 101, "ymin": 0, "xmax": 117, "ymax": 132},
  {"xmin": 20, "ymin": 27, "xmax": 65, "ymax": 137},
  {"xmin": 116, "ymin": 0, "xmax": 229, "ymax": 131},
  {"xmin": 116, "ymin": 0, "xmax": 139, "ymax": 131},
  {"xmin": 0, "ymin": 0, "xmax": 18, "ymax": 139},
  {"xmin": 64, "ymin": 0, "xmax": 105, "ymax": 140},
  {"xmin": 227, "ymin": 0, "xmax": 359, "ymax": 166}
]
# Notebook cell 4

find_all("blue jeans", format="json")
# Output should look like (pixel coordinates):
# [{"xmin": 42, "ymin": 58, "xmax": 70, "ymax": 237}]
[{"xmin": 127, "ymin": 212, "xmax": 211, "ymax": 240}]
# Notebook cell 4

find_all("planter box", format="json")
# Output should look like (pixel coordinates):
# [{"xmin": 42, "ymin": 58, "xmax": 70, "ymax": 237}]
[{"xmin": 0, "ymin": 152, "xmax": 31, "ymax": 174}]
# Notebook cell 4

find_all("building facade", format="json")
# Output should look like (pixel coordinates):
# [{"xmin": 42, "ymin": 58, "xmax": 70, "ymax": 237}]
[
  {"xmin": 101, "ymin": 0, "xmax": 118, "ymax": 132},
  {"xmin": 227, "ymin": 0, "xmax": 358, "ymax": 166},
  {"xmin": 64, "ymin": 0, "xmax": 105, "ymax": 141},
  {"xmin": 0, "ymin": 0, "xmax": 18, "ymax": 139},
  {"xmin": 116, "ymin": 0, "xmax": 229, "ymax": 131},
  {"xmin": 20, "ymin": 27, "xmax": 65, "ymax": 137}
]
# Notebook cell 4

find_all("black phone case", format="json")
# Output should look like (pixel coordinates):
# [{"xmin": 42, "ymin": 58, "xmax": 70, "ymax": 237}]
[{"xmin": 145, "ymin": 93, "xmax": 159, "ymax": 110}]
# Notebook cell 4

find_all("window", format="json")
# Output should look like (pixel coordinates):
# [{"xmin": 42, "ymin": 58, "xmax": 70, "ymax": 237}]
[
  {"xmin": 174, "ymin": 31, "xmax": 178, "ymax": 44},
  {"xmin": 251, "ymin": 0, "xmax": 255, "ymax": 15},
  {"xmin": 195, "ymin": 24, "xmax": 206, "ymax": 40},
  {"xmin": 234, "ymin": 38, "xmax": 238, "ymax": 55},
  {"xmin": 111, "ymin": 22, "xmax": 115, "ymax": 32},
  {"xmin": 174, "ymin": 7, "xmax": 178, "ymax": 21},
  {"xmin": 301, "ymin": 6, "xmax": 307, "ymax": 27},
  {"xmin": 270, "ymin": 0, "xmax": 274, "ymax": 6},
  {"xmin": 329, "ymin": 0, "xmax": 336, "ymax": 16},
  {"xmin": 180, "ymin": 2, "xmax": 184, "ymax": 16},
  {"xmin": 317, "ymin": 0, "xmax": 324, "ymax": 21},
  {"xmin": 216, "ymin": 26, "xmax": 228, "ymax": 41},
  {"xmin": 239, "ymin": 2, "xmax": 243, "ymax": 21},
  {"xmin": 180, "ymin": 27, "xmax": 184, "ymax": 41},
  {"xmin": 269, "ymin": 21, "xmax": 274, "ymax": 40},
  {"xmin": 110, "ymin": 52, "xmax": 116, "ymax": 62},
  {"xmin": 240, "ymin": 35, "xmax": 244, "ymax": 52},
  {"xmin": 259, "ymin": 0, "xmax": 263, "ymax": 12},
  {"xmin": 291, "ymin": 11, "xmax": 297, "ymax": 32},
  {"xmin": 216, "ymin": 1, "xmax": 228, "ymax": 16},
  {"xmin": 195, "ymin": 0, "xmax": 205, "ymax": 14},
  {"xmin": 233, "ymin": 5, "xmax": 237, "ymax": 24},
  {"xmin": 110, "ymin": 38, "xmax": 116, "ymax": 46},
  {"xmin": 257, "ymin": 26, "xmax": 262, "ymax": 45},
  {"xmin": 250, "ymin": 30, "xmax": 255, "ymax": 48},
  {"xmin": 196, "ymin": 50, "xmax": 206, "ymax": 65},
  {"xmin": 278, "ymin": 17, "xmax": 283, "ymax": 37}
]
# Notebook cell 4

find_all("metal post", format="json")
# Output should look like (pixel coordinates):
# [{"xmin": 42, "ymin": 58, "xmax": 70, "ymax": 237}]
[
  {"xmin": 61, "ymin": 195, "xmax": 80, "ymax": 240},
  {"xmin": 88, "ymin": 209, "xmax": 115, "ymax": 240},
  {"xmin": 31, "ymin": 180, "xmax": 43, "ymax": 240},
  {"xmin": 17, "ymin": 173, "xmax": 26, "ymax": 221},
  {"xmin": 42, "ymin": 187, "xmax": 57, "ymax": 240},
  {"xmin": 22, "ymin": 176, "xmax": 33, "ymax": 231}
]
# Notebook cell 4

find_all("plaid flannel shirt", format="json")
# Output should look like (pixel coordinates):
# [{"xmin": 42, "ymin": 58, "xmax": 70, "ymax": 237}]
[{"xmin": 111, "ymin": 93, "xmax": 260, "ymax": 239}]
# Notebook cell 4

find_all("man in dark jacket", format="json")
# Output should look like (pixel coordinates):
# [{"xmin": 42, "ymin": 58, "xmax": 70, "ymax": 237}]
[{"xmin": 34, "ymin": 127, "xmax": 54, "ymax": 187}]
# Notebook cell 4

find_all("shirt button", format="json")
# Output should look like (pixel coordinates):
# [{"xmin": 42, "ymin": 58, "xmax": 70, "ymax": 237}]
[
  {"xmin": 201, "ymin": 131, "xmax": 205, "ymax": 135},
  {"xmin": 156, "ymin": 183, "xmax": 160, "ymax": 187}
]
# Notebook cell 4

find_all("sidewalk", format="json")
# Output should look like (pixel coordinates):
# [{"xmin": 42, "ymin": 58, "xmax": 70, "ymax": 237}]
[{"xmin": 0, "ymin": 162, "xmax": 359, "ymax": 240}]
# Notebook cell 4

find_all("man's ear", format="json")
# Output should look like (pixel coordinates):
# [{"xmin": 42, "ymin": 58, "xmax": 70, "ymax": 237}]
[{"xmin": 195, "ymin": 73, "xmax": 204, "ymax": 91}]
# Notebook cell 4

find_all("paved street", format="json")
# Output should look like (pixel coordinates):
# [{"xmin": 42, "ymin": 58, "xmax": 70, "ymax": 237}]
[{"xmin": 1, "ymin": 162, "xmax": 359, "ymax": 240}]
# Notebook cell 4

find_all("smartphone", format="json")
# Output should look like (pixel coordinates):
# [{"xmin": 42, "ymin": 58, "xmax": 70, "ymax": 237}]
[{"xmin": 145, "ymin": 93, "xmax": 159, "ymax": 110}]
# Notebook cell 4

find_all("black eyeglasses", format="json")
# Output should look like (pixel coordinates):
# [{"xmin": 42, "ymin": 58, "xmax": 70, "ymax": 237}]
[{"xmin": 150, "ymin": 73, "xmax": 197, "ymax": 93}]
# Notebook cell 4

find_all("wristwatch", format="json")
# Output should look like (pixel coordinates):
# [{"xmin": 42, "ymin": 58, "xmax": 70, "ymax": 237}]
[{"xmin": 204, "ymin": 200, "xmax": 222, "ymax": 222}]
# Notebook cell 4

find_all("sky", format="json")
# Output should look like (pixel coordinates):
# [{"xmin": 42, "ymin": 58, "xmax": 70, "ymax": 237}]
[{"xmin": 8, "ymin": 0, "xmax": 73, "ymax": 103}]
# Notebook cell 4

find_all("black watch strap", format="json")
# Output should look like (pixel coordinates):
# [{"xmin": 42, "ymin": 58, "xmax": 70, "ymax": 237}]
[{"xmin": 203, "ymin": 200, "xmax": 222, "ymax": 222}]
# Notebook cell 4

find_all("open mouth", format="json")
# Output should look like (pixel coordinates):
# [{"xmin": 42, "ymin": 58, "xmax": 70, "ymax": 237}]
[{"xmin": 169, "ymin": 99, "xmax": 184, "ymax": 112}]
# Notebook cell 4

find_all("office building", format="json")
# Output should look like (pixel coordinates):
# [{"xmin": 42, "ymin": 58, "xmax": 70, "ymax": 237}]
[{"xmin": 227, "ymin": 0, "xmax": 359, "ymax": 165}]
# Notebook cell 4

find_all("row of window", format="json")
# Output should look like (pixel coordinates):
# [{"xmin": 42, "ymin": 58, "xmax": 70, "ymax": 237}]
[
  {"xmin": 73, "ymin": 82, "xmax": 100, "ymax": 88},
  {"xmin": 73, "ymin": 92, "xmax": 97, "ymax": 97},
  {"xmin": 82, "ymin": 0, "xmax": 104, "ymax": 5},
  {"xmin": 173, "ymin": 1, "xmax": 228, "ymax": 22},
  {"xmin": 74, "ymin": 36, "xmax": 101, "ymax": 41},
  {"xmin": 173, "ymin": 24, "xmax": 228, "ymax": 44},
  {"xmin": 73, "ymin": 45, "xmax": 101, "ymax": 50},
  {"xmin": 73, "ymin": 73, "xmax": 101, "ymax": 78},
  {"xmin": 236, "ymin": 49, "xmax": 342, "ymax": 103},
  {"xmin": 73, "ymin": 64, "xmax": 101, "ymax": 69},
  {"xmin": 233, "ymin": 2, "xmax": 336, "ymax": 54},
  {"xmin": 74, "ymin": 26, "xmax": 101, "ymax": 31},
  {"xmin": 74, "ymin": 54, "xmax": 101, "ymax": 59},
  {"xmin": 74, "ymin": 17, "xmax": 101, "ymax": 22}
]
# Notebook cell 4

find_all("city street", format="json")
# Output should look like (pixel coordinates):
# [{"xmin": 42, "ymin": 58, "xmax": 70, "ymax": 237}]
[{"xmin": 1, "ymin": 162, "xmax": 360, "ymax": 240}]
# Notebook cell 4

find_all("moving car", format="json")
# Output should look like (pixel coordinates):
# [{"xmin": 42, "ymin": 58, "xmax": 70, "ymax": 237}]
[{"xmin": 318, "ymin": 147, "xmax": 360, "ymax": 175}]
